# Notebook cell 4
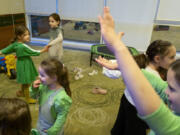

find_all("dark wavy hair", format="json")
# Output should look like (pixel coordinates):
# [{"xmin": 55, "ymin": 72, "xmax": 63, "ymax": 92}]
[
  {"xmin": 133, "ymin": 40, "xmax": 173, "ymax": 80},
  {"xmin": 11, "ymin": 25, "xmax": 29, "ymax": 43},
  {"xmin": 0, "ymin": 98, "xmax": 32, "ymax": 135},
  {"xmin": 40, "ymin": 58, "xmax": 71, "ymax": 97}
]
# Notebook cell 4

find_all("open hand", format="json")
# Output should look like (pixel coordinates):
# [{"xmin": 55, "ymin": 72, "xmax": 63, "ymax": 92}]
[
  {"xmin": 95, "ymin": 56, "xmax": 118, "ymax": 70},
  {"xmin": 98, "ymin": 7, "xmax": 124, "ymax": 53}
]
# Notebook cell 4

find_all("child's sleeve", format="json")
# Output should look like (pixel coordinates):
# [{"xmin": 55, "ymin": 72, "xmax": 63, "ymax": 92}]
[
  {"xmin": 20, "ymin": 44, "xmax": 41, "ymax": 56},
  {"xmin": 0, "ymin": 43, "xmax": 15, "ymax": 54},
  {"xmin": 142, "ymin": 69, "xmax": 168, "ymax": 103},
  {"xmin": 140, "ymin": 102, "xmax": 180, "ymax": 135},
  {"xmin": 47, "ymin": 95, "xmax": 72, "ymax": 135},
  {"xmin": 29, "ymin": 84, "xmax": 42, "ymax": 99},
  {"xmin": 48, "ymin": 32, "xmax": 63, "ymax": 46}
]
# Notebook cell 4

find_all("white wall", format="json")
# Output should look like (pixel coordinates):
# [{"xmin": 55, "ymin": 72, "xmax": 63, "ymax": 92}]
[
  {"xmin": 0, "ymin": 0, "xmax": 25, "ymax": 15},
  {"xmin": 59, "ymin": 0, "xmax": 103, "ymax": 22}
]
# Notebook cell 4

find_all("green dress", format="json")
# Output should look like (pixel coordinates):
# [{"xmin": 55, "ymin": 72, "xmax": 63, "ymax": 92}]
[{"xmin": 0, "ymin": 42, "xmax": 40, "ymax": 84}]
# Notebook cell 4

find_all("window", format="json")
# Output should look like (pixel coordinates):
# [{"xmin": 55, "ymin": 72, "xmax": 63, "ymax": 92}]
[{"xmin": 30, "ymin": 15, "xmax": 101, "ymax": 43}]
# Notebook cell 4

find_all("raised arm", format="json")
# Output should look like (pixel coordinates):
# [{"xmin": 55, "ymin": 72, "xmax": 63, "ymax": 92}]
[{"xmin": 99, "ymin": 7, "xmax": 161, "ymax": 116}]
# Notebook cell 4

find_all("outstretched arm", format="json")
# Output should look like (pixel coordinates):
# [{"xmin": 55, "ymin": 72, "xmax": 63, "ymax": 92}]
[
  {"xmin": 95, "ymin": 56, "xmax": 118, "ymax": 70},
  {"xmin": 99, "ymin": 7, "xmax": 161, "ymax": 116},
  {"xmin": 40, "ymin": 45, "xmax": 51, "ymax": 53},
  {"xmin": 48, "ymin": 32, "xmax": 63, "ymax": 46}
]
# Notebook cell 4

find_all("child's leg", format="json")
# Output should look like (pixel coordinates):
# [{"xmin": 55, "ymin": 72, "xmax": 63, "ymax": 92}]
[
  {"xmin": 111, "ymin": 94, "xmax": 126, "ymax": 135},
  {"xmin": 123, "ymin": 95, "xmax": 148, "ymax": 135},
  {"xmin": 23, "ymin": 84, "xmax": 37, "ymax": 104},
  {"xmin": 16, "ymin": 85, "xmax": 25, "ymax": 97},
  {"xmin": 111, "ymin": 94, "xmax": 149, "ymax": 135}
]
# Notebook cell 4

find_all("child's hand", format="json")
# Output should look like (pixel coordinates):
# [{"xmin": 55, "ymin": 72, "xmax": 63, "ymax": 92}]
[
  {"xmin": 33, "ymin": 79, "xmax": 41, "ymax": 88},
  {"xmin": 40, "ymin": 45, "xmax": 51, "ymax": 53},
  {"xmin": 99, "ymin": 7, "xmax": 124, "ymax": 53},
  {"xmin": 95, "ymin": 56, "xmax": 118, "ymax": 70},
  {"xmin": 44, "ymin": 45, "xmax": 51, "ymax": 52}
]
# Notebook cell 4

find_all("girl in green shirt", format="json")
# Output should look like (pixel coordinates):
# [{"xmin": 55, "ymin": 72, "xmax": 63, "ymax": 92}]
[{"xmin": 30, "ymin": 58, "xmax": 72, "ymax": 135}]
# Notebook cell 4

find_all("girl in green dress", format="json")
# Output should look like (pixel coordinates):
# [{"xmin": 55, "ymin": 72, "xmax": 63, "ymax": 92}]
[{"xmin": 0, "ymin": 25, "xmax": 49, "ymax": 104}]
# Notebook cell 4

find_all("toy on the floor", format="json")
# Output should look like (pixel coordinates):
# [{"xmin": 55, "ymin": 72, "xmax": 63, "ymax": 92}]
[
  {"xmin": 3, "ymin": 54, "xmax": 17, "ymax": 79},
  {"xmin": 73, "ymin": 67, "xmax": 84, "ymax": 80},
  {"xmin": 87, "ymin": 30, "xmax": 94, "ymax": 35},
  {"xmin": 0, "ymin": 57, "xmax": 7, "ymax": 73},
  {"xmin": 92, "ymin": 87, "xmax": 107, "ymax": 95},
  {"xmin": 88, "ymin": 70, "xmax": 98, "ymax": 76},
  {"xmin": 74, "ymin": 21, "xmax": 86, "ymax": 30},
  {"xmin": 5, "ymin": 54, "xmax": 16, "ymax": 79}
]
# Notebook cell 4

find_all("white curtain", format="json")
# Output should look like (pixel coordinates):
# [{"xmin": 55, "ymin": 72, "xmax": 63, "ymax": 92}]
[
  {"xmin": 58, "ymin": 0, "xmax": 104, "ymax": 22},
  {"xmin": 25, "ymin": 0, "xmax": 57, "ymax": 15},
  {"xmin": 107, "ymin": 0, "xmax": 158, "ymax": 51},
  {"xmin": 156, "ymin": 0, "xmax": 180, "ymax": 21}
]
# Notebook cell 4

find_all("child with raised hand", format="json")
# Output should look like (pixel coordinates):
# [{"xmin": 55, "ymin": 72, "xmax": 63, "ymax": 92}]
[
  {"xmin": 30, "ymin": 58, "xmax": 72, "ymax": 135},
  {"xmin": 97, "ymin": 39, "xmax": 176, "ymax": 135},
  {"xmin": 48, "ymin": 13, "xmax": 64, "ymax": 61},
  {"xmin": 0, "ymin": 98, "xmax": 32, "ymax": 135},
  {"xmin": 99, "ymin": 7, "xmax": 180, "ymax": 135},
  {"xmin": 0, "ymin": 25, "xmax": 49, "ymax": 104}
]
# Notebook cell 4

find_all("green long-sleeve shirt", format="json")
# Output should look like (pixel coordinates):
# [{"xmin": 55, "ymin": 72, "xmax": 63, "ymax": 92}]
[
  {"xmin": 141, "ymin": 102, "xmax": 180, "ymax": 135},
  {"xmin": 30, "ymin": 84, "xmax": 72, "ymax": 135},
  {"xmin": 141, "ymin": 69, "xmax": 168, "ymax": 103}
]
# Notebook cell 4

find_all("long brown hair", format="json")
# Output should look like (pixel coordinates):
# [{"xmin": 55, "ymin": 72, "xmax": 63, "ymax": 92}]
[
  {"xmin": 40, "ymin": 58, "xmax": 71, "ymax": 97},
  {"xmin": 11, "ymin": 25, "xmax": 29, "ymax": 43},
  {"xmin": 0, "ymin": 98, "xmax": 31, "ymax": 135},
  {"xmin": 133, "ymin": 40, "xmax": 173, "ymax": 80}
]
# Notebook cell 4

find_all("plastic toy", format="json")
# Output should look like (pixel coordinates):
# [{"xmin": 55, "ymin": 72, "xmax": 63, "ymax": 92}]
[
  {"xmin": 0, "ymin": 57, "xmax": 6, "ymax": 73},
  {"xmin": 74, "ymin": 21, "xmax": 86, "ymax": 30},
  {"xmin": 5, "ymin": 54, "xmax": 16, "ymax": 79}
]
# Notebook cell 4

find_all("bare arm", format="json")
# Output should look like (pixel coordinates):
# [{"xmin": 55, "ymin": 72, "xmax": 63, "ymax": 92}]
[
  {"xmin": 40, "ymin": 45, "xmax": 50, "ymax": 53},
  {"xmin": 48, "ymin": 32, "xmax": 63, "ymax": 46},
  {"xmin": 99, "ymin": 7, "xmax": 161, "ymax": 116},
  {"xmin": 95, "ymin": 56, "xmax": 118, "ymax": 70}
]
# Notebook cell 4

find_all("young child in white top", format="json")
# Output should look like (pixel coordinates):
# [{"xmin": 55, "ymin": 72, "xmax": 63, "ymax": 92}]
[{"xmin": 48, "ymin": 13, "xmax": 63, "ymax": 61}]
